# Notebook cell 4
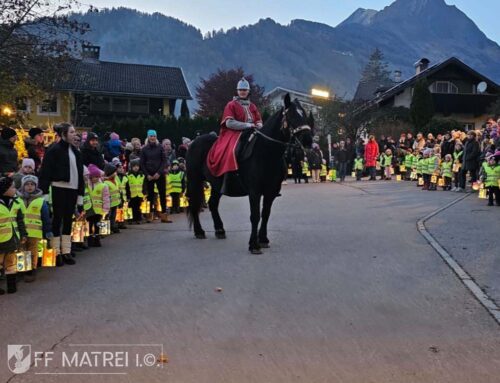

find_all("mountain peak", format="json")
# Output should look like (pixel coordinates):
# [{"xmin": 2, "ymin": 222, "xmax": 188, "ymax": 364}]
[
  {"xmin": 381, "ymin": 0, "xmax": 448, "ymax": 16},
  {"xmin": 338, "ymin": 8, "xmax": 378, "ymax": 27}
]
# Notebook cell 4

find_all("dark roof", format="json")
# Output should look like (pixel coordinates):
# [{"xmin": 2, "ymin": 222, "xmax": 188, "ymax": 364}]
[
  {"xmin": 353, "ymin": 77, "xmax": 398, "ymax": 102},
  {"xmin": 372, "ymin": 57, "xmax": 500, "ymax": 106},
  {"xmin": 56, "ymin": 59, "xmax": 192, "ymax": 99}
]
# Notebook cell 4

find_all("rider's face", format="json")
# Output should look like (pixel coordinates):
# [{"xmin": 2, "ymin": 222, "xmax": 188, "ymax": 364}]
[{"xmin": 237, "ymin": 89, "xmax": 250, "ymax": 99}]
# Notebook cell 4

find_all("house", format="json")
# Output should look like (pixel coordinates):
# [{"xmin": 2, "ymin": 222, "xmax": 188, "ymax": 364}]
[
  {"xmin": 265, "ymin": 86, "xmax": 331, "ymax": 122},
  {"xmin": 359, "ymin": 57, "xmax": 500, "ymax": 130},
  {"xmin": 16, "ymin": 45, "xmax": 192, "ymax": 128}
]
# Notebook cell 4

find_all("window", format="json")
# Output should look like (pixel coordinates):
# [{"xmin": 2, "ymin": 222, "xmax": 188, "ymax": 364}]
[
  {"xmin": 130, "ymin": 99, "xmax": 149, "ymax": 114},
  {"xmin": 431, "ymin": 81, "xmax": 458, "ymax": 94},
  {"xmin": 112, "ymin": 98, "xmax": 128, "ymax": 112},
  {"xmin": 90, "ymin": 96, "xmax": 111, "ymax": 112},
  {"xmin": 15, "ymin": 98, "xmax": 29, "ymax": 113},
  {"xmin": 463, "ymin": 123, "xmax": 475, "ymax": 131},
  {"xmin": 38, "ymin": 96, "xmax": 59, "ymax": 115}
]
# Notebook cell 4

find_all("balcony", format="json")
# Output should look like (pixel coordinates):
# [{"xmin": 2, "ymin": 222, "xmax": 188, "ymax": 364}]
[{"xmin": 432, "ymin": 93, "xmax": 498, "ymax": 117}]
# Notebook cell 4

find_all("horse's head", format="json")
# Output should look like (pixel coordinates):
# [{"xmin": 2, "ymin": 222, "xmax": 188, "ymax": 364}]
[{"xmin": 282, "ymin": 93, "xmax": 313, "ymax": 149}]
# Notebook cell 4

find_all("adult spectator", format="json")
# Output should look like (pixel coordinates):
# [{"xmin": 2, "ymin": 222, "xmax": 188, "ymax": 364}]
[
  {"xmin": 355, "ymin": 138, "xmax": 365, "ymax": 158},
  {"xmin": 412, "ymin": 132, "xmax": 426, "ymax": 152},
  {"xmin": 406, "ymin": 132, "xmax": 415, "ymax": 150},
  {"xmin": 308, "ymin": 144, "xmax": 322, "ymax": 183},
  {"xmin": 345, "ymin": 137, "xmax": 356, "ymax": 174},
  {"xmin": 162, "ymin": 139, "xmax": 176, "ymax": 166},
  {"xmin": 140, "ymin": 130, "xmax": 171, "ymax": 223},
  {"xmin": 39, "ymin": 123, "xmax": 84, "ymax": 266},
  {"xmin": 458, "ymin": 130, "xmax": 481, "ymax": 191},
  {"xmin": 0, "ymin": 127, "xmax": 18, "ymax": 176},
  {"xmin": 364, "ymin": 135, "xmax": 379, "ymax": 181},
  {"xmin": 25, "ymin": 127, "xmax": 45, "ymax": 171},
  {"xmin": 81, "ymin": 132, "xmax": 105, "ymax": 170},
  {"xmin": 440, "ymin": 132, "xmax": 455, "ymax": 159},
  {"xmin": 127, "ymin": 138, "xmax": 142, "ymax": 163}
]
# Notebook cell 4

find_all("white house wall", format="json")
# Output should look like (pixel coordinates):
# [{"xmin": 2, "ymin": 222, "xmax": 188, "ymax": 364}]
[{"xmin": 393, "ymin": 88, "xmax": 413, "ymax": 108}]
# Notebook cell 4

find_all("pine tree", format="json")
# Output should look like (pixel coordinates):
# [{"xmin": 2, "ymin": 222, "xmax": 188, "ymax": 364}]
[
  {"xmin": 410, "ymin": 79, "xmax": 434, "ymax": 132},
  {"xmin": 360, "ymin": 48, "xmax": 392, "ymax": 83}
]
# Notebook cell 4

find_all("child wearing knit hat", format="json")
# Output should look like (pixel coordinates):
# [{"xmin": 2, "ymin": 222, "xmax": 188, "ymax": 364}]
[
  {"xmin": 85, "ymin": 164, "xmax": 110, "ymax": 247},
  {"xmin": 0, "ymin": 176, "xmax": 27, "ymax": 294},
  {"xmin": 13, "ymin": 158, "xmax": 36, "ymax": 190},
  {"xmin": 17, "ymin": 175, "xmax": 52, "ymax": 282}
]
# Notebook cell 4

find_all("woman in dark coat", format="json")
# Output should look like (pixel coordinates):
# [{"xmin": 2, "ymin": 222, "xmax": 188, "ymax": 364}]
[
  {"xmin": 0, "ymin": 127, "xmax": 18, "ymax": 176},
  {"xmin": 458, "ymin": 130, "xmax": 481, "ymax": 190},
  {"xmin": 39, "ymin": 123, "xmax": 84, "ymax": 266}
]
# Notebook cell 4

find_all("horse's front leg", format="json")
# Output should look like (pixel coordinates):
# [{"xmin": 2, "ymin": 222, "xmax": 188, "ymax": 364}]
[
  {"xmin": 209, "ymin": 190, "xmax": 225, "ymax": 239},
  {"xmin": 248, "ymin": 193, "xmax": 262, "ymax": 254},
  {"xmin": 258, "ymin": 194, "xmax": 275, "ymax": 248}
]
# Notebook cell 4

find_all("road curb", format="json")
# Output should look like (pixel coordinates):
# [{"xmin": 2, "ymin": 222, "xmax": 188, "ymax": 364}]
[{"xmin": 417, "ymin": 193, "xmax": 500, "ymax": 326}]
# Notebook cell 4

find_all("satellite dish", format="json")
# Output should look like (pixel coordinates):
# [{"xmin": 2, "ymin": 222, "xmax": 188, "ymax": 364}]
[{"xmin": 477, "ymin": 82, "xmax": 487, "ymax": 93}]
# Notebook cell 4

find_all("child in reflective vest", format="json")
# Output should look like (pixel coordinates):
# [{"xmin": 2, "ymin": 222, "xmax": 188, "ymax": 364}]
[
  {"xmin": 403, "ymin": 149, "xmax": 415, "ymax": 181},
  {"xmin": 167, "ymin": 160, "xmax": 185, "ymax": 214},
  {"xmin": 440, "ymin": 154, "xmax": 453, "ymax": 191},
  {"xmin": 0, "ymin": 177, "xmax": 27, "ymax": 294},
  {"xmin": 421, "ymin": 149, "xmax": 431, "ymax": 190},
  {"xmin": 126, "ymin": 159, "xmax": 145, "ymax": 224},
  {"xmin": 353, "ymin": 155, "xmax": 364, "ymax": 181},
  {"xmin": 302, "ymin": 156, "xmax": 309, "ymax": 184},
  {"xmin": 380, "ymin": 149, "xmax": 393, "ymax": 180},
  {"xmin": 104, "ymin": 164, "xmax": 120, "ymax": 234},
  {"xmin": 87, "ymin": 164, "xmax": 110, "ymax": 247},
  {"xmin": 18, "ymin": 175, "xmax": 52, "ymax": 282},
  {"xmin": 113, "ymin": 158, "xmax": 128, "ymax": 230},
  {"xmin": 480, "ymin": 154, "xmax": 500, "ymax": 206},
  {"xmin": 428, "ymin": 150, "xmax": 440, "ymax": 191}
]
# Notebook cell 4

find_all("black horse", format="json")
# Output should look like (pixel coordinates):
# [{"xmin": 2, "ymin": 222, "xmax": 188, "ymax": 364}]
[{"xmin": 186, "ymin": 94, "xmax": 313, "ymax": 254}]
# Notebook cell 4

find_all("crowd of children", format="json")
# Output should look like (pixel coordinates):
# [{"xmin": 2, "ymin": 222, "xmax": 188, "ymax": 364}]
[{"xmin": 0, "ymin": 126, "xmax": 187, "ymax": 295}]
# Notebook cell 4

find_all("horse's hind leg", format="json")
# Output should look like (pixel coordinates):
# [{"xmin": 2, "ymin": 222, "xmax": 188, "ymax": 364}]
[
  {"xmin": 192, "ymin": 211, "xmax": 206, "ymax": 239},
  {"xmin": 209, "ymin": 191, "xmax": 225, "ymax": 239},
  {"xmin": 258, "ymin": 194, "xmax": 275, "ymax": 248},
  {"xmin": 248, "ymin": 193, "xmax": 262, "ymax": 254}
]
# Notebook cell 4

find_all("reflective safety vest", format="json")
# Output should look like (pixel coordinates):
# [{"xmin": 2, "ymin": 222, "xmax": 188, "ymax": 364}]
[
  {"xmin": 483, "ymin": 163, "xmax": 500, "ymax": 187},
  {"xmin": 381, "ymin": 154, "xmax": 392, "ymax": 167},
  {"xmin": 427, "ymin": 155, "xmax": 438, "ymax": 174},
  {"xmin": 105, "ymin": 179, "xmax": 121, "ymax": 208},
  {"xmin": 404, "ymin": 154, "xmax": 414, "ymax": 168},
  {"xmin": 83, "ymin": 186, "xmax": 92, "ymax": 212},
  {"xmin": 21, "ymin": 197, "xmax": 44, "ymax": 239},
  {"xmin": 118, "ymin": 175, "xmax": 128, "ymax": 202},
  {"xmin": 453, "ymin": 151, "xmax": 463, "ymax": 163},
  {"xmin": 415, "ymin": 158, "xmax": 423, "ymax": 174},
  {"xmin": 0, "ymin": 198, "xmax": 22, "ymax": 243},
  {"xmin": 441, "ymin": 161, "xmax": 453, "ymax": 178},
  {"xmin": 320, "ymin": 164, "xmax": 327, "ymax": 177},
  {"xmin": 128, "ymin": 174, "xmax": 145, "ymax": 198},
  {"xmin": 354, "ymin": 158, "xmax": 364, "ymax": 171},
  {"xmin": 90, "ymin": 182, "xmax": 107, "ymax": 215},
  {"xmin": 302, "ymin": 162, "xmax": 309, "ymax": 174},
  {"xmin": 167, "ymin": 171, "xmax": 184, "ymax": 194}
]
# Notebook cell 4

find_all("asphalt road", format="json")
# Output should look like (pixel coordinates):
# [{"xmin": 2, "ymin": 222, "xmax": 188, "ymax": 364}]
[{"xmin": 1, "ymin": 180, "xmax": 499, "ymax": 383}]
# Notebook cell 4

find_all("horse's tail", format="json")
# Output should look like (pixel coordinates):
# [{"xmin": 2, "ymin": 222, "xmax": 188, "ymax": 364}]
[{"xmin": 186, "ymin": 134, "xmax": 217, "ymax": 228}]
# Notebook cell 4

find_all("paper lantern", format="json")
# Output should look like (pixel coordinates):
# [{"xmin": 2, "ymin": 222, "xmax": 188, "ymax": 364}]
[
  {"xmin": 42, "ymin": 248, "xmax": 56, "ymax": 267},
  {"xmin": 16, "ymin": 251, "xmax": 32, "ymax": 272}
]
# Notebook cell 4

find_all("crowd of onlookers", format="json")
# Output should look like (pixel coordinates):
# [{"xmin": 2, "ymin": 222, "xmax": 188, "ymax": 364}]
[
  {"xmin": 288, "ymin": 118, "xmax": 500, "ymax": 205},
  {"xmin": 0, "ymin": 123, "xmax": 191, "ymax": 295}
]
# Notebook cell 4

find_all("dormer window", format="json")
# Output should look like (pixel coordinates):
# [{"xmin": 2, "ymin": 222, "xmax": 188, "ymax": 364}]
[{"xmin": 431, "ymin": 81, "xmax": 458, "ymax": 94}]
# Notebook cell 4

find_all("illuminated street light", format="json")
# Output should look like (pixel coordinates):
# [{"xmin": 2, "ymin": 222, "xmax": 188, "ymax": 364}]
[
  {"xmin": 1, "ymin": 105, "xmax": 13, "ymax": 116},
  {"xmin": 311, "ymin": 88, "xmax": 330, "ymax": 99}
]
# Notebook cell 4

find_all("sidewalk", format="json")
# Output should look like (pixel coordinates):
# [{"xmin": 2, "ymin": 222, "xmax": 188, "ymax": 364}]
[{"xmin": 425, "ymin": 193, "xmax": 500, "ymax": 305}]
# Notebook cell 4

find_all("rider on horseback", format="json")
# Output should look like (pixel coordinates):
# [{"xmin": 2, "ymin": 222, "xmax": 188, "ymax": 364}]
[{"xmin": 206, "ymin": 78, "xmax": 263, "ymax": 179}]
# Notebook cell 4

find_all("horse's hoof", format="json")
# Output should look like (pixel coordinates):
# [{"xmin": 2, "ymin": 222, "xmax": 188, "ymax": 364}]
[
  {"xmin": 215, "ymin": 231, "xmax": 226, "ymax": 239},
  {"xmin": 259, "ymin": 242, "xmax": 270, "ymax": 248},
  {"xmin": 195, "ymin": 233, "xmax": 206, "ymax": 239},
  {"xmin": 250, "ymin": 248, "xmax": 263, "ymax": 255}
]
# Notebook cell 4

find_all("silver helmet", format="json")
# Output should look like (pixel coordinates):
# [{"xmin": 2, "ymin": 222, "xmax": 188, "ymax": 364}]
[{"xmin": 236, "ymin": 77, "xmax": 250, "ymax": 91}]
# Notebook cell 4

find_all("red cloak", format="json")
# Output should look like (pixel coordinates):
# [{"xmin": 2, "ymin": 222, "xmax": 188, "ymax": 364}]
[
  {"xmin": 207, "ymin": 99, "xmax": 262, "ymax": 177},
  {"xmin": 364, "ymin": 140, "xmax": 380, "ymax": 167}
]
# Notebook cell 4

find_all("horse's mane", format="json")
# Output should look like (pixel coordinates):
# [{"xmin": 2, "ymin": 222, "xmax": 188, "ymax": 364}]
[{"xmin": 261, "ymin": 107, "xmax": 283, "ymax": 136}]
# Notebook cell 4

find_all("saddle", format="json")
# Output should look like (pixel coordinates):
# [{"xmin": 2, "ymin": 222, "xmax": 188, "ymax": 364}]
[{"xmin": 221, "ymin": 130, "xmax": 257, "ymax": 197}]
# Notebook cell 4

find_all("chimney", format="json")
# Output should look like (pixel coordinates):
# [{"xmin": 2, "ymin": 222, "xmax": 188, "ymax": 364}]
[
  {"xmin": 414, "ymin": 58, "xmax": 430, "ymax": 75},
  {"xmin": 82, "ymin": 44, "xmax": 100, "ymax": 62},
  {"xmin": 394, "ymin": 70, "xmax": 402, "ymax": 83}
]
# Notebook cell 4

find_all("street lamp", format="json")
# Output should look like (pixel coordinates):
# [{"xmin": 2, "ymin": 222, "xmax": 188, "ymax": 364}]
[
  {"xmin": 1, "ymin": 105, "xmax": 13, "ymax": 117},
  {"xmin": 311, "ymin": 88, "xmax": 330, "ymax": 99}
]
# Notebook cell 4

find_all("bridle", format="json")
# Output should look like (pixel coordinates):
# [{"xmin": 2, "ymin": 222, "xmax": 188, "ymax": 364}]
[{"xmin": 252, "ymin": 106, "xmax": 311, "ymax": 150}]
